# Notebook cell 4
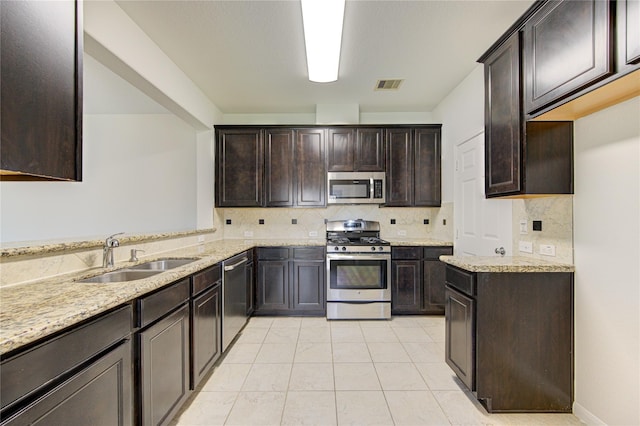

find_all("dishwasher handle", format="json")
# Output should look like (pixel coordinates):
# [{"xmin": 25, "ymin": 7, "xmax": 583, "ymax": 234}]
[{"xmin": 224, "ymin": 257, "xmax": 248, "ymax": 272}]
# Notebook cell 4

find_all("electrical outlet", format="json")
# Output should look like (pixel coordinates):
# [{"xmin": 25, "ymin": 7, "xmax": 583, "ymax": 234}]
[
  {"xmin": 309, "ymin": 231, "xmax": 318, "ymax": 237},
  {"xmin": 243, "ymin": 231, "xmax": 254, "ymax": 238},
  {"xmin": 539, "ymin": 244, "xmax": 556, "ymax": 256},
  {"xmin": 519, "ymin": 241, "xmax": 533, "ymax": 253},
  {"xmin": 397, "ymin": 230, "xmax": 407, "ymax": 236},
  {"xmin": 519, "ymin": 220, "xmax": 528, "ymax": 234},
  {"xmin": 197, "ymin": 235, "xmax": 205, "ymax": 243}
]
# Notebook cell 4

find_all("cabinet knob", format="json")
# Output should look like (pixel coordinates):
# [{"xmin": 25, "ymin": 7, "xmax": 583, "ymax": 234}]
[{"xmin": 495, "ymin": 247, "xmax": 506, "ymax": 256}]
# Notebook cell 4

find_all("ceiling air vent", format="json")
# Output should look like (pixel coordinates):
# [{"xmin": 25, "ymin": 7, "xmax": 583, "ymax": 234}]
[{"xmin": 375, "ymin": 79, "xmax": 404, "ymax": 91}]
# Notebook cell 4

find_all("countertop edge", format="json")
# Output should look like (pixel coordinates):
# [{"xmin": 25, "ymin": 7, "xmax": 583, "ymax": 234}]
[{"xmin": 439, "ymin": 255, "xmax": 575, "ymax": 273}]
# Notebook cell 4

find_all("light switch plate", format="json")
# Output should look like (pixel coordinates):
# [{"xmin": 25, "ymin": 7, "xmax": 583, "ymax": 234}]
[
  {"xmin": 309, "ymin": 231, "xmax": 318, "ymax": 237},
  {"xmin": 397, "ymin": 230, "xmax": 407, "ymax": 236},
  {"xmin": 519, "ymin": 219, "xmax": 528, "ymax": 234},
  {"xmin": 540, "ymin": 244, "xmax": 556, "ymax": 256},
  {"xmin": 197, "ymin": 235, "xmax": 205, "ymax": 243},
  {"xmin": 519, "ymin": 241, "xmax": 533, "ymax": 253},
  {"xmin": 243, "ymin": 231, "xmax": 254, "ymax": 238}
]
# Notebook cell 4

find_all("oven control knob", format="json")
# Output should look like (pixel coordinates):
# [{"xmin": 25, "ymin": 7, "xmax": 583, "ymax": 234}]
[
  {"xmin": 341, "ymin": 246, "xmax": 347, "ymax": 251},
  {"xmin": 334, "ymin": 246, "xmax": 339, "ymax": 251},
  {"xmin": 378, "ymin": 246, "xmax": 384, "ymax": 251},
  {"xmin": 371, "ymin": 246, "xmax": 376, "ymax": 252}
]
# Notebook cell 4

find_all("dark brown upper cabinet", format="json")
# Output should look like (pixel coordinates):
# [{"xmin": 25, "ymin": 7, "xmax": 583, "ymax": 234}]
[
  {"xmin": 386, "ymin": 126, "xmax": 442, "ymax": 206},
  {"xmin": 1, "ymin": 0, "xmax": 83, "ymax": 181},
  {"xmin": 482, "ymin": 32, "xmax": 574, "ymax": 198},
  {"xmin": 295, "ymin": 129, "xmax": 326, "ymax": 207},
  {"xmin": 617, "ymin": 0, "xmax": 640, "ymax": 68},
  {"xmin": 216, "ymin": 128, "xmax": 264, "ymax": 207},
  {"xmin": 265, "ymin": 129, "xmax": 295, "ymax": 207},
  {"xmin": 523, "ymin": 0, "xmax": 614, "ymax": 116},
  {"xmin": 327, "ymin": 127, "xmax": 385, "ymax": 172}
]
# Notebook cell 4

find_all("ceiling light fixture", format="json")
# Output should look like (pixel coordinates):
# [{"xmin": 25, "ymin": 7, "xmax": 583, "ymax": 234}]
[{"xmin": 300, "ymin": 0, "xmax": 345, "ymax": 83}]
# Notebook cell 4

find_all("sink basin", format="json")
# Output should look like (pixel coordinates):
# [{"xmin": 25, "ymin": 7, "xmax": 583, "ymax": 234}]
[
  {"xmin": 128, "ymin": 258, "xmax": 198, "ymax": 271},
  {"xmin": 79, "ymin": 270, "xmax": 162, "ymax": 283}
]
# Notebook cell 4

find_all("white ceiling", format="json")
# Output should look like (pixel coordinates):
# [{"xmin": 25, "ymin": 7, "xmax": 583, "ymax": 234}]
[{"xmin": 113, "ymin": 0, "xmax": 535, "ymax": 115}]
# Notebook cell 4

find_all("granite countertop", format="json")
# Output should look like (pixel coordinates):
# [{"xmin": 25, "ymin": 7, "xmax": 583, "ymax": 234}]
[
  {"xmin": 386, "ymin": 238, "xmax": 453, "ymax": 246},
  {"xmin": 439, "ymin": 255, "xmax": 575, "ymax": 273}
]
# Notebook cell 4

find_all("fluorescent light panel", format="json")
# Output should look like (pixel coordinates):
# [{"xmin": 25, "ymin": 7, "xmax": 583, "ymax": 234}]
[{"xmin": 301, "ymin": 0, "xmax": 345, "ymax": 83}]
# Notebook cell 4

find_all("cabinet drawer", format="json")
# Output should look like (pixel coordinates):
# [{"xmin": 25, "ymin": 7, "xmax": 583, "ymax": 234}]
[
  {"xmin": 292, "ymin": 247, "xmax": 325, "ymax": 260},
  {"xmin": 138, "ymin": 279, "xmax": 190, "ymax": 328},
  {"xmin": 392, "ymin": 247, "xmax": 422, "ymax": 260},
  {"xmin": 423, "ymin": 246, "xmax": 453, "ymax": 260},
  {"xmin": 192, "ymin": 264, "xmax": 221, "ymax": 296},
  {"xmin": 445, "ymin": 266, "xmax": 476, "ymax": 297},
  {"xmin": 257, "ymin": 247, "xmax": 289, "ymax": 260},
  {"xmin": 1, "ymin": 304, "xmax": 132, "ymax": 413}
]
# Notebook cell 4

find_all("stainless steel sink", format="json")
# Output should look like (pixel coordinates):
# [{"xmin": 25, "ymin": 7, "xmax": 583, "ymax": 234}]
[
  {"xmin": 79, "ymin": 270, "xmax": 162, "ymax": 283},
  {"xmin": 127, "ymin": 258, "xmax": 198, "ymax": 271}
]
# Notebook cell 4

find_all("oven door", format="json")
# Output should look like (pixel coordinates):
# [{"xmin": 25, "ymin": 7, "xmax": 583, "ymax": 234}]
[{"xmin": 326, "ymin": 253, "xmax": 391, "ymax": 302}]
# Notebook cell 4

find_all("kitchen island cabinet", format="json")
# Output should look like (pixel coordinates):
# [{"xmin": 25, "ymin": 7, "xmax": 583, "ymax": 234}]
[{"xmin": 442, "ymin": 258, "xmax": 574, "ymax": 412}]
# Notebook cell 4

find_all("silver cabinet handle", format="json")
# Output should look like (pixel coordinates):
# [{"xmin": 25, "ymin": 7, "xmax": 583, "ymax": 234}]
[
  {"xmin": 495, "ymin": 247, "xmax": 506, "ymax": 256},
  {"xmin": 224, "ymin": 257, "xmax": 248, "ymax": 271}
]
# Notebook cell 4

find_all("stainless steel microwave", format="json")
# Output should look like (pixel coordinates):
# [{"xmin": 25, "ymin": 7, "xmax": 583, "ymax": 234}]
[{"xmin": 327, "ymin": 172, "xmax": 386, "ymax": 204}]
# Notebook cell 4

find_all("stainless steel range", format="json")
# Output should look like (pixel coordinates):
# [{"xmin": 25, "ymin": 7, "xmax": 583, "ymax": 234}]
[{"xmin": 326, "ymin": 219, "xmax": 391, "ymax": 320}]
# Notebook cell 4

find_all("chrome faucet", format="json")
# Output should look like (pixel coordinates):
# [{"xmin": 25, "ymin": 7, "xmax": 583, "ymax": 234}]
[{"xmin": 103, "ymin": 233, "xmax": 124, "ymax": 268}]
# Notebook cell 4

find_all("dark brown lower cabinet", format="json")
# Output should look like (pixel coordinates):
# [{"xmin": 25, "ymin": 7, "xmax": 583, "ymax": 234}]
[
  {"xmin": 445, "ymin": 264, "xmax": 574, "ymax": 412},
  {"xmin": 191, "ymin": 284, "xmax": 221, "ymax": 389},
  {"xmin": 291, "ymin": 260, "xmax": 325, "ymax": 312},
  {"xmin": 391, "ymin": 246, "xmax": 453, "ymax": 315}
]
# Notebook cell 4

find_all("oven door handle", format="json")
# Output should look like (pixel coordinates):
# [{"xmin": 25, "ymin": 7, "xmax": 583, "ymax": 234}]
[{"xmin": 326, "ymin": 254, "xmax": 390, "ymax": 261}]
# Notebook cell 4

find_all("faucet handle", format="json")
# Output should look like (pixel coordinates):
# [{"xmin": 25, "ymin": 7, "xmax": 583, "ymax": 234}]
[{"xmin": 105, "ymin": 232, "xmax": 124, "ymax": 247}]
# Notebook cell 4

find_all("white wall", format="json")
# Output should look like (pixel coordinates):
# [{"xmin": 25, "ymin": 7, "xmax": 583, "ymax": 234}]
[
  {"xmin": 572, "ymin": 97, "xmax": 640, "ymax": 425},
  {"xmin": 0, "ymin": 113, "xmax": 198, "ymax": 243}
]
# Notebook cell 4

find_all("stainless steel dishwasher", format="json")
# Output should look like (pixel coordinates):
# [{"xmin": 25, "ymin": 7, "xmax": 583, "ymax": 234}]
[{"xmin": 222, "ymin": 252, "xmax": 249, "ymax": 351}]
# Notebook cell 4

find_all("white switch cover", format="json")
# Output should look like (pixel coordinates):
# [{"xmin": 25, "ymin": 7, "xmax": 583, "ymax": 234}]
[
  {"xmin": 309, "ymin": 231, "xmax": 318, "ymax": 237},
  {"xmin": 397, "ymin": 230, "xmax": 407, "ymax": 236},
  {"xmin": 519, "ymin": 241, "xmax": 533, "ymax": 253},
  {"xmin": 197, "ymin": 235, "xmax": 205, "ymax": 243},
  {"xmin": 243, "ymin": 231, "xmax": 254, "ymax": 238},
  {"xmin": 539, "ymin": 244, "xmax": 556, "ymax": 256},
  {"xmin": 519, "ymin": 219, "xmax": 528, "ymax": 234}
]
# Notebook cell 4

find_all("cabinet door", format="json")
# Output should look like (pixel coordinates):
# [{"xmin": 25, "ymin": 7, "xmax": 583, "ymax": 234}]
[
  {"xmin": 265, "ymin": 129, "xmax": 295, "ymax": 207},
  {"xmin": 2, "ymin": 340, "xmax": 132, "ymax": 426},
  {"xmin": 423, "ymin": 260, "xmax": 446, "ymax": 314},
  {"xmin": 391, "ymin": 260, "xmax": 422, "ymax": 314},
  {"xmin": 327, "ymin": 128, "xmax": 355, "ymax": 172},
  {"xmin": 386, "ymin": 129, "xmax": 413, "ymax": 206},
  {"xmin": 1, "ymin": 0, "xmax": 82, "ymax": 181},
  {"xmin": 295, "ymin": 129, "xmax": 326, "ymax": 207},
  {"xmin": 355, "ymin": 128, "xmax": 385, "ymax": 171},
  {"xmin": 139, "ymin": 305, "xmax": 190, "ymax": 426},
  {"xmin": 291, "ymin": 261, "xmax": 325, "ymax": 313},
  {"xmin": 256, "ymin": 260, "xmax": 290, "ymax": 311},
  {"xmin": 246, "ymin": 261, "xmax": 255, "ymax": 315},
  {"xmin": 191, "ymin": 285, "xmax": 221, "ymax": 389},
  {"xmin": 484, "ymin": 32, "xmax": 522, "ymax": 197},
  {"xmin": 445, "ymin": 287, "xmax": 475, "ymax": 391},
  {"xmin": 414, "ymin": 128, "xmax": 441, "ymax": 206},
  {"xmin": 523, "ymin": 0, "xmax": 613, "ymax": 114},
  {"xmin": 617, "ymin": 0, "xmax": 640, "ymax": 71},
  {"xmin": 216, "ymin": 129, "xmax": 264, "ymax": 207}
]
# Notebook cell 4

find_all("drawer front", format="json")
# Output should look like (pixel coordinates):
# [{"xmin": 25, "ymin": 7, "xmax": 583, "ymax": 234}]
[
  {"xmin": 445, "ymin": 265, "xmax": 476, "ymax": 297},
  {"xmin": 138, "ymin": 278, "xmax": 190, "ymax": 328},
  {"xmin": 1, "ymin": 304, "xmax": 132, "ymax": 412},
  {"xmin": 292, "ymin": 247, "xmax": 325, "ymax": 260},
  {"xmin": 391, "ymin": 246, "xmax": 422, "ymax": 260},
  {"xmin": 257, "ymin": 247, "xmax": 289, "ymax": 260},
  {"xmin": 192, "ymin": 264, "xmax": 221, "ymax": 296},
  {"xmin": 423, "ymin": 246, "xmax": 453, "ymax": 260}
]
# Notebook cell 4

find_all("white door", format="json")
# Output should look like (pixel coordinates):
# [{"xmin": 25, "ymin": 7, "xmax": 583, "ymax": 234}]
[{"xmin": 454, "ymin": 132, "xmax": 512, "ymax": 256}]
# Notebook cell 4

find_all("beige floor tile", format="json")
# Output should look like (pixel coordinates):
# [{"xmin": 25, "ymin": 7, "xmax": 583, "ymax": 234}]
[
  {"xmin": 392, "ymin": 326, "xmax": 434, "ymax": 343},
  {"xmin": 335, "ymin": 390, "xmax": 394, "ymax": 425},
  {"xmin": 281, "ymin": 391, "xmax": 337, "ymax": 426},
  {"xmin": 270, "ymin": 317, "xmax": 302, "ymax": 328},
  {"xmin": 236, "ymin": 327, "xmax": 269, "ymax": 344},
  {"xmin": 222, "ymin": 343, "xmax": 262, "ymax": 364},
  {"xmin": 384, "ymin": 390, "xmax": 451, "ymax": 426},
  {"xmin": 402, "ymin": 341, "xmax": 445, "ymax": 363},
  {"xmin": 358, "ymin": 320, "xmax": 391, "ymax": 328},
  {"xmin": 490, "ymin": 413, "xmax": 583, "ymax": 425},
  {"xmin": 294, "ymin": 341, "xmax": 333, "ymax": 363},
  {"xmin": 242, "ymin": 363, "xmax": 292, "ymax": 391},
  {"xmin": 225, "ymin": 391, "xmax": 286, "ymax": 426},
  {"xmin": 244, "ymin": 316, "xmax": 274, "ymax": 329},
  {"xmin": 300, "ymin": 317, "xmax": 331, "ymax": 328},
  {"xmin": 331, "ymin": 326, "xmax": 365, "ymax": 343},
  {"xmin": 367, "ymin": 342, "xmax": 411, "ymax": 362},
  {"xmin": 423, "ymin": 324, "xmax": 446, "ymax": 342},
  {"xmin": 362, "ymin": 326, "xmax": 399, "ymax": 343},
  {"xmin": 288, "ymin": 363, "xmax": 335, "ymax": 391},
  {"xmin": 433, "ymin": 390, "xmax": 494, "ymax": 425},
  {"xmin": 330, "ymin": 320, "xmax": 361, "ymax": 328},
  {"xmin": 415, "ymin": 362, "xmax": 463, "ymax": 391},
  {"xmin": 374, "ymin": 363, "xmax": 428, "ymax": 390},
  {"xmin": 298, "ymin": 326, "xmax": 331, "ymax": 342},
  {"xmin": 200, "ymin": 364, "xmax": 251, "ymax": 391},
  {"xmin": 332, "ymin": 342, "xmax": 372, "ymax": 363},
  {"xmin": 264, "ymin": 327, "xmax": 300, "ymax": 343},
  {"xmin": 389, "ymin": 316, "xmax": 422, "ymax": 328},
  {"xmin": 414, "ymin": 316, "xmax": 445, "ymax": 327},
  {"xmin": 173, "ymin": 391, "xmax": 238, "ymax": 425},
  {"xmin": 333, "ymin": 363, "xmax": 381, "ymax": 390},
  {"xmin": 254, "ymin": 343, "xmax": 297, "ymax": 363}
]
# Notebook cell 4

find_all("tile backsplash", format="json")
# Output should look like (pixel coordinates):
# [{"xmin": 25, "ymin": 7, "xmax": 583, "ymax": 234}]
[{"xmin": 218, "ymin": 202, "xmax": 454, "ymax": 242}]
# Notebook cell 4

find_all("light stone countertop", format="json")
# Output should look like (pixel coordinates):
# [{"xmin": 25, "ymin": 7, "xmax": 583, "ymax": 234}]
[
  {"xmin": 1, "ymin": 237, "xmax": 455, "ymax": 355},
  {"xmin": 439, "ymin": 255, "xmax": 575, "ymax": 273},
  {"xmin": 386, "ymin": 238, "xmax": 453, "ymax": 246}
]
